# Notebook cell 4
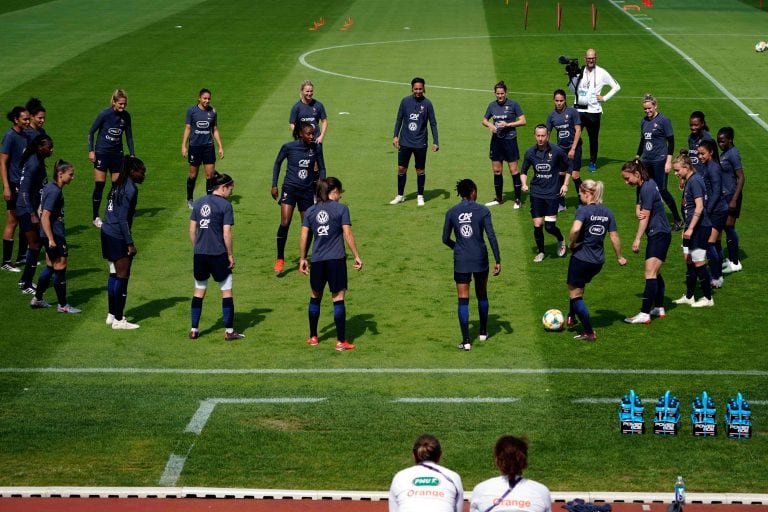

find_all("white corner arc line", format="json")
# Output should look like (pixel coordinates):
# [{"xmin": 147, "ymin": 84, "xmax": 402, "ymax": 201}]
[
  {"xmin": 609, "ymin": 0, "xmax": 768, "ymax": 132},
  {"xmin": 396, "ymin": 397, "xmax": 520, "ymax": 403}
]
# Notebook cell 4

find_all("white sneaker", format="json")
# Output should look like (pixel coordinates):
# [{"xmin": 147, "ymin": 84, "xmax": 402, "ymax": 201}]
[
  {"xmin": 57, "ymin": 304, "xmax": 82, "ymax": 314},
  {"xmin": 478, "ymin": 333, "xmax": 488, "ymax": 342},
  {"xmin": 557, "ymin": 204, "xmax": 567, "ymax": 213},
  {"xmin": 721, "ymin": 258, "xmax": 731, "ymax": 270},
  {"xmin": 673, "ymin": 295, "xmax": 695, "ymax": 305},
  {"xmin": 513, "ymin": 200, "xmax": 521, "ymax": 209},
  {"xmin": 722, "ymin": 261, "xmax": 742, "ymax": 274},
  {"xmin": 417, "ymin": 195, "xmax": 425, "ymax": 207},
  {"xmin": 457, "ymin": 342, "xmax": 471, "ymax": 351},
  {"xmin": 389, "ymin": 195, "xmax": 404, "ymax": 205},
  {"xmin": 624, "ymin": 312, "xmax": 651, "ymax": 324},
  {"xmin": 112, "ymin": 318, "xmax": 140, "ymax": 330},
  {"xmin": 557, "ymin": 241, "xmax": 567, "ymax": 257},
  {"xmin": 533, "ymin": 252, "xmax": 545, "ymax": 263},
  {"xmin": 106, "ymin": 313, "xmax": 115, "ymax": 325},
  {"xmin": 485, "ymin": 199, "xmax": 501, "ymax": 207},
  {"xmin": 649, "ymin": 307, "xmax": 666, "ymax": 318},
  {"xmin": 93, "ymin": 217, "xmax": 103, "ymax": 228},
  {"xmin": 710, "ymin": 277, "xmax": 724, "ymax": 288},
  {"xmin": 30, "ymin": 298, "xmax": 51, "ymax": 309},
  {"xmin": 187, "ymin": 199, "xmax": 194, "ymax": 209},
  {"xmin": 1, "ymin": 263, "xmax": 21, "ymax": 273},
  {"xmin": 691, "ymin": 297, "xmax": 714, "ymax": 308}
]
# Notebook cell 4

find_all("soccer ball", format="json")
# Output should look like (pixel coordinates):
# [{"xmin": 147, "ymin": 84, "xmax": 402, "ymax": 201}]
[
  {"xmin": 756, "ymin": 41, "xmax": 767, "ymax": 52},
  {"xmin": 542, "ymin": 309, "xmax": 565, "ymax": 331}
]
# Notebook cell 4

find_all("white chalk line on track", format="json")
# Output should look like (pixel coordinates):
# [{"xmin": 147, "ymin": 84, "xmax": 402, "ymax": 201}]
[{"xmin": 2, "ymin": 367, "xmax": 767, "ymax": 376}]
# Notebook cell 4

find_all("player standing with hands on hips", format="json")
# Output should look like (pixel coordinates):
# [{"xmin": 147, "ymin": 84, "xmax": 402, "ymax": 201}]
[{"xmin": 390, "ymin": 77, "xmax": 439, "ymax": 207}]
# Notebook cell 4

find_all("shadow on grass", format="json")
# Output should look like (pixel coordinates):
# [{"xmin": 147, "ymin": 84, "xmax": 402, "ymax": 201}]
[
  {"xmin": 68, "ymin": 285, "xmax": 107, "ymax": 308},
  {"xmin": 135, "ymin": 206, "xmax": 165, "ymax": 218},
  {"xmin": 127, "ymin": 295, "xmax": 188, "ymax": 322},
  {"xmin": 400, "ymin": 188, "xmax": 451, "ymax": 204},
  {"xmin": 476, "ymin": 313, "xmax": 513, "ymax": 338}
]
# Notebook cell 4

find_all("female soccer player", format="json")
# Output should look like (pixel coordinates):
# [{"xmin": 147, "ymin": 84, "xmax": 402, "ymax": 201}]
[
  {"xmin": 442, "ymin": 178, "xmax": 501, "ymax": 351},
  {"xmin": 566, "ymin": 180, "xmax": 626, "ymax": 341},
  {"xmin": 25, "ymin": 98, "xmax": 47, "ymax": 138},
  {"xmin": 697, "ymin": 140, "xmax": 728, "ymax": 288},
  {"xmin": 16, "ymin": 134, "xmax": 54, "ymax": 294},
  {"xmin": 88, "ymin": 89, "xmax": 134, "ymax": 227},
  {"xmin": 299, "ymin": 177, "xmax": 362, "ymax": 351},
  {"xmin": 671, "ymin": 152, "xmax": 714, "ymax": 308},
  {"xmin": 546, "ymin": 89, "xmax": 582, "ymax": 210},
  {"xmin": 189, "ymin": 172, "xmax": 244, "ymax": 341},
  {"xmin": 687, "ymin": 110, "xmax": 712, "ymax": 172},
  {"xmin": 1, "ymin": 106, "xmax": 30, "ymax": 271},
  {"xmin": 621, "ymin": 160, "xmax": 671, "ymax": 324},
  {"xmin": 482, "ymin": 81, "xmax": 526, "ymax": 208},
  {"xmin": 30, "ymin": 160, "xmax": 80, "ymax": 313},
  {"xmin": 289, "ymin": 80, "xmax": 328, "ymax": 145},
  {"xmin": 717, "ymin": 126, "xmax": 745, "ymax": 274},
  {"xmin": 470, "ymin": 435, "xmax": 551, "ymax": 512},
  {"xmin": 182, "ymin": 88, "xmax": 224, "ymax": 208},
  {"xmin": 521, "ymin": 125, "xmax": 570, "ymax": 262},
  {"xmin": 271, "ymin": 122, "xmax": 325, "ymax": 274},
  {"xmin": 101, "ymin": 156, "xmax": 145, "ymax": 330},
  {"xmin": 389, "ymin": 434, "xmax": 464, "ymax": 512},
  {"xmin": 635, "ymin": 94, "xmax": 682, "ymax": 230}
]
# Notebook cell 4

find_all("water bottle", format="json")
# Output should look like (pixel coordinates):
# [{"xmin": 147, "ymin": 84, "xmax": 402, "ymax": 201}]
[{"xmin": 674, "ymin": 475, "xmax": 685, "ymax": 503}]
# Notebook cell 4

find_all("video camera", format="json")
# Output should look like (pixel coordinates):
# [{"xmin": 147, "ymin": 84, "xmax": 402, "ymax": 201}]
[{"xmin": 558, "ymin": 55, "xmax": 582, "ymax": 80}]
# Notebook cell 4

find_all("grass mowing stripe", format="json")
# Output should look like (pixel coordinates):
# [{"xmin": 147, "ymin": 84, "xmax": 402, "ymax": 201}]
[{"xmin": 395, "ymin": 397, "xmax": 519, "ymax": 403}]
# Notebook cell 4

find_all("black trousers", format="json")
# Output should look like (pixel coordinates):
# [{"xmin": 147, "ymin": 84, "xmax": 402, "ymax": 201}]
[{"xmin": 578, "ymin": 110, "xmax": 601, "ymax": 164}]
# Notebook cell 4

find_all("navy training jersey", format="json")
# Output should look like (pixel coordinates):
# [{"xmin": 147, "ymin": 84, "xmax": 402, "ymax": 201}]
[
  {"xmin": 102, "ymin": 179, "xmax": 139, "ymax": 244},
  {"xmin": 719, "ymin": 146, "xmax": 742, "ymax": 197},
  {"xmin": 88, "ymin": 107, "xmax": 134, "ymax": 155},
  {"xmin": 39, "ymin": 182, "xmax": 65, "ymax": 238},
  {"xmin": 302, "ymin": 200, "xmax": 350, "ymax": 262},
  {"xmin": 289, "ymin": 99, "xmax": 327, "ymax": 139},
  {"xmin": 272, "ymin": 140, "xmax": 326, "ymax": 189},
  {"xmin": 639, "ymin": 113, "xmax": 673, "ymax": 162},
  {"xmin": 185, "ymin": 105, "xmax": 217, "ymax": 147},
  {"xmin": 687, "ymin": 130, "xmax": 712, "ymax": 172},
  {"xmin": 442, "ymin": 199, "xmax": 501, "ymax": 274},
  {"xmin": 637, "ymin": 179, "xmax": 670, "ymax": 238},
  {"xmin": 681, "ymin": 173, "xmax": 712, "ymax": 229},
  {"xmin": 393, "ymin": 95, "xmax": 438, "ymax": 148},
  {"xmin": 16, "ymin": 154, "xmax": 47, "ymax": 216},
  {"xmin": 1, "ymin": 128, "xmax": 29, "ymax": 183},
  {"xmin": 484, "ymin": 99, "xmax": 524, "ymax": 140},
  {"xmin": 700, "ymin": 160, "xmax": 728, "ymax": 214},
  {"xmin": 546, "ymin": 107, "xmax": 581, "ymax": 150},
  {"xmin": 521, "ymin": 143, "xmax": 569, "ymax": 199},
  {"xmin": 572, "ymin": 203, "xmax": 617, "ymax": 264},
  {"xmin": 191, "ymin": 194, "xmax": 234, "ymax": 256}
]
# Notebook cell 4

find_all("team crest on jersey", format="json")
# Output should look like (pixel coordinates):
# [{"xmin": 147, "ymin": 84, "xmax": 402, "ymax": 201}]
[
  {"xmin": 200, "ymin": 204, "xmax": 211, "ymax": 217},
  {"xmin": 316, "ymin": 210, "xmax": 330, "ymax": 236},
  {"xmin": 408, "ymin": 122, "xmax": 418, "ymax": 132},
  {"xmin": 299, "ymin": 169, "xmax": 308, "ymax": 180}
]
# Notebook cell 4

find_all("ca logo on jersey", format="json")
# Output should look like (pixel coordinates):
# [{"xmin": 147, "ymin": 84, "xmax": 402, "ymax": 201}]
[
  {"xmin": 458, "ymin": 212, "xmax": 473, "ymax": 223},
  {"xmin": 316, "ymin": 210, "xmax": 330, "ymax": 236}
]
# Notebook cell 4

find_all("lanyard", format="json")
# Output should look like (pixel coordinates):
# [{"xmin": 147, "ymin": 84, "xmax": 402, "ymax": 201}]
[{"xmin": 482, "ymin": 476, "xmax": 522, "ymax": 512}]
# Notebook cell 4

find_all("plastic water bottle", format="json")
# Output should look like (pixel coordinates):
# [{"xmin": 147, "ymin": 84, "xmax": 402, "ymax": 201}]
[{"xmin": 675, "ymin": 475, "xmax": 685, "ymax": 503}]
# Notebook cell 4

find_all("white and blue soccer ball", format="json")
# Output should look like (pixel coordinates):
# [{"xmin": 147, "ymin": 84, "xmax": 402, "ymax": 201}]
[
  {"xmin": 542, "ymin": 308, "xmax": 565, "ymax": 332},
  {"xmin": 756, "ymin": 41, "xmax": 768, "ymax": 52}
]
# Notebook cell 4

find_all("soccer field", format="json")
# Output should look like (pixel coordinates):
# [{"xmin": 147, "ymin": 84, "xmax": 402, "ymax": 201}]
[{"xmin": 0, "ymin": 0, "xmax": 767, "ymax": 493}]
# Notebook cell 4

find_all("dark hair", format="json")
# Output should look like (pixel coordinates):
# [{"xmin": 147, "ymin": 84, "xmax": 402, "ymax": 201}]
[
  {"xmin": 412, "ymin": 434, "xmax": 442, "ymax": 463},
  {"xmin": 456, "ymin": 178, "xmax": 477, "ymax": 199},
  {"xmin": 111, "ymin": 155, "xmax": 146, "ymax": 203},
  {"xmin": 25, "ymin": 97, "xmax": 45, "ymax": 116},
  {"xmin": 52, "ymin": 159, "xmax": 74, "ymax": 180},
  {"xmin": 21, "ymin": 134, "xmax": 53, "ymax": 166},
  {"xmin": 534, "ymin": 123, "xmax": 548, "ymax": 132},
  {"xmin": 494, "ymin": 80, "xmax": 507, "ymax": 92},
  {"xmin": 689, "ymin": 110, "xmax": 709, "ymax": 132},
  {"xmin": 717, "ymin": 126, "xmax": 734, "ymax": 141},
  {"xmin": 210, "ymin": 171, "xmax": 233, "ymax": 190},
  {"xmin": 293, "ymin": 121, "xmax": 314, "ymax": 141},
  {"xmin": 620, "ymin": 159, "xmax": 651, "ymax": 182},
  {"xmin": 411, "ymin": 77, "xmax": 425, "ymax": 87},
  {"xmin": 199, "ymin": 88, "xmax": 212, "ymax": 97},
  {"xmin": 698, "ymin": 139, "xmax": 719, "ymax": 160},
  {"xmin": 6, "ymin": 106, "xmax": 27, "ymax": 123},
  {"xmin": 315, "ymin": 177, "xmax": 343, "ymax": 202},
  {"xmin": 494, "ymin": 435, "xmax": 529, "ymax": 478},
  {"xmin": 553, "ymin": 88, "xmax": 567, "ymax": 99}
]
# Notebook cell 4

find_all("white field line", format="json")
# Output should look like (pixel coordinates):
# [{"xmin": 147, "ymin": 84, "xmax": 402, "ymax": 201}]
[
  {"xmin": 610, "ymin": 0, "xmax": 768, "ymax": 132},
  {"xmin": 396, "ymin": 397, "xmax": 519, "ymax": 403},
  {"xmin": 2, "ymin": 367, "xmax": 767, "ymax": 376}
]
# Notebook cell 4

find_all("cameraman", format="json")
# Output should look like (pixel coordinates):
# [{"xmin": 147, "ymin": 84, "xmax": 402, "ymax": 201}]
[{"xmin": 568, "ymin": 48, "xmax": 620, "ymax": 172}]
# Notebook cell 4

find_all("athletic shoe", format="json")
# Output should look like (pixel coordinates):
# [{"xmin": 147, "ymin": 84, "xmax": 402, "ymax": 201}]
[
  {"xmin": 307, "ymin": 335, "xmax": 319, "ymax": 346},
  {"xmin": 224, "ymin": 330, "xmax": 246, "ymax": 341},
  {"xmin": 721, "ymin": 258, "xmax": 731, "ymax": 270},
  {"xmin": 722, "ymin": 261, "xmax": 742, "ymax": 274},
  {"xmin": 187, "ymin": 199, "xmax": 194, "ymax": 209},
  {"xmin": 416, "ymin": 195, "xmax": 425, "ymax": 207},
  {"xmin": 106, "ymin": 313, "xmax": 115, "ymax": 325},
  {"xmin": 478, "ymin": 333, "xmax": 488, "ymax": 342},
  {"xmin": 389, "ymin": 195, "xmax": 404, "ymax": 204},
  {"xmin": 671, "ymin": 220, "xmax": 684, "ymax": 232},
  {"xmin": 15, "ymin": 257, "xmax": 26, "ymax": 267},
  {"xmin": 188, "ymin": 329, "xmax": 199, "ymax": 340},
  {"xmin": 20, "ymin": 286, "xmax": 36, "ymax": 295},
  {"xmin": 566, "ymin": 314, "xmax": 579, "ymax": 328},
  {"xmin": 557, "ymin": 241, "xmax": 567, "ymax": 257},
  {"xmin": 457, "ymin": 342, "xmax": 471, "ymax": 351},
  {"xmin": 30, "ymin": 298, "xmax": 51, "ymax": 309},
  {"xmin": 92, "ymin": 217, "xmax": 103, "ymax": 228},
  {"xmin": 57, "ymin": 304, "xmax": 81, "ymax": 314},
  {"xmin": 533, "ymin": 252, "xmax": 545, "ymax": 263},
  {"xmin": 691, "ymin": 297, "xmax": 714, "ymax": 308},
  {"xmin": 335, "ymin": 340, "xmax": 355, "ymax": 351},
  {"xmin": 624, "ymin": 312, "xmax": 651, "ymax": 324},
  {"xmin": 588, "ymin": 162, "xmax": 597, "ymax": 173},
  {"xmin": 672, "ymin": 295, "xmax": 695, "ymax": 305},
  {"xmin": 557, "ymin": 204, "xmax": 567, "ymax": 213},
  {"xmin": 17, "ymin": 280, "xmax": 24, "ymax": 289},
  {"xmin": 710, "ymin": 277, "xmax": 724, "ymax": 289},
  {"xmin": 112, "ymin": 318, "xmax": 140, "ymax": 330},
  {"xmin": 649, "ymin": 307, "xmax": 666, "ymax": 318},
  {"xmin": 273, "ymin": 258, "xmax": 284, "ymax": 274},
  {"xmin": 1, "ymin": 263, "xmax": 21, "ymax": 273},
  {"xmin": 513, "ymin": 200, "xmax": 521, "ymax": 209},
  {"xmin": 485, "ymin": 198, "xmax": 502, "ymax": 207},
  {"xmin": 573, "ymin": 332, "xmax": 597, "ymax": 341}
]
